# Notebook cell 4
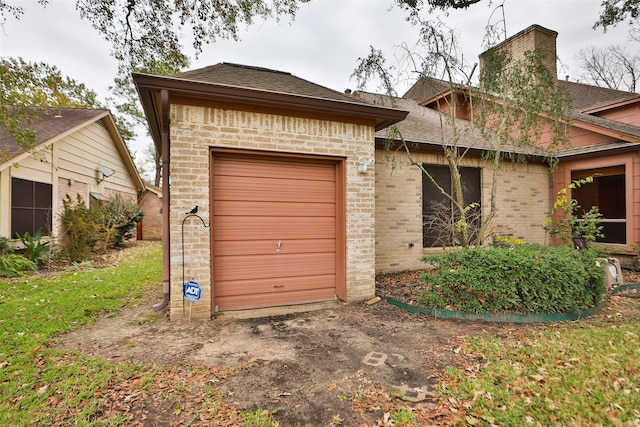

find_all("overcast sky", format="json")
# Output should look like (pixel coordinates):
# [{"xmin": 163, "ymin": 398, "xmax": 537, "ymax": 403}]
[{"xmin": 0, "ymin": 0, "xmax": 635, "ymax": 156}]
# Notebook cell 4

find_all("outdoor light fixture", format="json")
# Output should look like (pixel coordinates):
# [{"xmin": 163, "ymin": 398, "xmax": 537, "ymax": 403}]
[
  {"xmin": 96, "ymin": 165, "xmax": 114, "ymax": 184},
  {"xmin": 358, "ymin": 157, "xmax": 374, "ymax": 174}
]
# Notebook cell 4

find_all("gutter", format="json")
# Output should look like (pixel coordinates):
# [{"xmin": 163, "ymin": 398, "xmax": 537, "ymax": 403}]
[{"xmin": 154, "ymin": 89, "xmax": 171, "ymax": 311}]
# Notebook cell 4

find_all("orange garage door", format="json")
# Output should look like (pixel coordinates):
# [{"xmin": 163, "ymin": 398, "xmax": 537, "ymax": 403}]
[{"xmin": 211, "ymin": 152, "xmax": 339, "ymax": 311}]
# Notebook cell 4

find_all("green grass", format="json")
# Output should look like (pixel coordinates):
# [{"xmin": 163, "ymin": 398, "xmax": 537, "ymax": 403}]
[
  {"xmin": 438, "ymin": 319, "xmax": 640, "ymax": 426},
  {"xmin": 0, "ymin": 242, "xmax": 162, "ymax": 425},
  {"xmin": 0, "ymin": 242, "xmax": 285, "ymax": 426}
]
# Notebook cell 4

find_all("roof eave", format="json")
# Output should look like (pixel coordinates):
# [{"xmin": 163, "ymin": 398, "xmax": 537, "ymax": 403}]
[
  {"xmin": 133, "ymin": 73, "xmax": 408, "ymax": 147},
  {"xmin": 571, "ymin": 118, "xmax": 640, "ymax": 144},
  {"xmin": 374, "ymin": 136, "xmax": 548, "ymax": 162},
  {"xmin": 582, "ymin": 97, "xmax": 640, "ymax": 115},
  {"xmin": 557, "ymin": 143, "xmax": 639, "ymax": 160}
]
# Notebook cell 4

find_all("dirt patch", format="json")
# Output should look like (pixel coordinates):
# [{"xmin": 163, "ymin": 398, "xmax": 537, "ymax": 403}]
[{"xmin": 54, "ymin": 269, "xmax": 640, "ymax": 426}]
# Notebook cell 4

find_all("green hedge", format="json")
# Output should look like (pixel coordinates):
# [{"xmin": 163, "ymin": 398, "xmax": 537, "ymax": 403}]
[{"xmin": 419, "ymin": 245, "xmax": 605, "ymax": 314}]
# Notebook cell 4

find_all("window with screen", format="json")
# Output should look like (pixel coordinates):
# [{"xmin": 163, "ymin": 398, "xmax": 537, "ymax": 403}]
[
  {"xmin": 422, "ymin": 164, "xmax": 481, "ymax": 247},
  {"xmin": 11, "ymin": 178, "xmax": 53, "ymax": 238}
]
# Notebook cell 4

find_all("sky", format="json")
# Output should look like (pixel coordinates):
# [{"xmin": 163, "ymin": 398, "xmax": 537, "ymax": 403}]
[{"xmin": 0, "ymin": 0, "xmax": 635, "ymax": 159}]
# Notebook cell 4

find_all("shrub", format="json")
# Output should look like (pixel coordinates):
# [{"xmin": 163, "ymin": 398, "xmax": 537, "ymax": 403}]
[
  {"xmin": 0, "ymin": 236, "xmax": 13, "ymax": 256},
  {"xmin": 60, "ymin": 194, "xmax": 144, "ymax": 262},
  {"xmin": 0, "ymin": 254, "xmax": 37, "ymax": 277},
  {"xmin": 17, "ymin": 229, "xmax": 50, "ymax": 266},
  {"xmin": 94, "ymin": 194, "xmax": 144, "ymax": 249},
  {"xmin": 419, "ymin": 245, "xmax": 605, "ymax": 314},
  {"xmin": 491, "ymin": 235, "xmax": 525, "ymax": 248},
  {"xmin": 60, "ymin": 195, "xmax": 98, "ymax": 262}
]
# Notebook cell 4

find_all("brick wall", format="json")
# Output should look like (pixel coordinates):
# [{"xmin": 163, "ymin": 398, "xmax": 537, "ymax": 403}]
[
  {"xmin": 139, "ymin": 191, "xmax": 162, "ymax": 240},
  {"xmin": 375, "ymin": 148, "xmax": 551, "ymax": 272},
  {"xmin": 169, "ymin": 104, "xmax": 377, "ymax": 320}
]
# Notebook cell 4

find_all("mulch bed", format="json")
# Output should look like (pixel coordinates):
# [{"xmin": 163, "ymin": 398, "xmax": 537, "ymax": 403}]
[{"xmin": 375, "ymin": 267, "xmax": 640, "ymax": 308}]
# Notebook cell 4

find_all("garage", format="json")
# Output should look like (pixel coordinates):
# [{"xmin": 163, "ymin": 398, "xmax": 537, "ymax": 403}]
[
  {"xmin": 134, "ymin": 63, "xmax": 407, "ymax": 320},
  {"xmin": 211, "ymin": 150, "xmax": 345, "ymax": 311}
]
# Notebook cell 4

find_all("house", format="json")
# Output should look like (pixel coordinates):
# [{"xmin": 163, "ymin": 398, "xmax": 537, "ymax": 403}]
[
  {"xmin": 404, "ymin": 25, "xmax": 640, "ymax": 259},
  {"xmin": 135, "ymin": 26, "xmax": 639, "ymax": 320},
  {"xmin": 0, "ymin": 107, "xmax": 145, "ymax": 241}
]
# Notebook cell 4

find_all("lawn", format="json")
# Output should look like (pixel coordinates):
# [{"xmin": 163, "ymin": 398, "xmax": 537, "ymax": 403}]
[
  {"xmin": 438, "ymin": 304, "xmax": 640, "ymax": 426},
  {"xmin": 1, "ymin": 241, "xmax": 638, "ymax": 426},
  {"xmin": 0, "ymin": 242, "xmax": 282, "ymax": 426}
]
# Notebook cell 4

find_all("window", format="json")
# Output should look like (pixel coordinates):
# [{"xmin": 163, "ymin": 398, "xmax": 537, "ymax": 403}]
[
  {"xmin": 572, "ymin": 166, "xmax": 626, "ymax": 244},
  {"xmin": 422, "ymin": 164, "xmax": 481, "ymax": 247},
  {"xmin": 11, "ymin": 178, "xmax": 52, "ymax": 238}
]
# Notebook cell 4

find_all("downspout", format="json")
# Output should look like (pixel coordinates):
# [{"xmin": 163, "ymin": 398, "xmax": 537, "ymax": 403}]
[{"xmin": 154, "ymin": 89, "xmax": 171, "ymax": 311}]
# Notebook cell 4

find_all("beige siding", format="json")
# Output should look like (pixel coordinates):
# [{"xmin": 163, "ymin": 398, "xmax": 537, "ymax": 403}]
[
  {"xmin": 10, "ymin": 148, "xmax": 54, "ymax": 183},
  {"xmin": 0, "ymin": 169, "xmax": 10, "ymax": 237},
  {"xmin": 54, "ymin": 121, "xmax": 139, "ymax": 234},
  {"xmin": 375, "ymin": 148, "xmax": 551, "ymax": 272},
  {"xmin": 2, "ymin": 119, "xmax": 140, "ymax": 240},
  {"xmin": 169, "ymin": 104, "xmax": 377, "ymax": 320}
]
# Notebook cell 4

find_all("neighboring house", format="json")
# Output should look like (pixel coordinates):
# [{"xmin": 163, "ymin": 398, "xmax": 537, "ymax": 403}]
[
  {"xmin": 138, "ymin": 182, "xmax": 163, "ymax": 240},
  {"xmin": 0, "ymin": 107, "xmax": 145, "ymax": 241},
  {"xmin": 404, "ymin": 25, "xmax": 640, "ymax": 260}
]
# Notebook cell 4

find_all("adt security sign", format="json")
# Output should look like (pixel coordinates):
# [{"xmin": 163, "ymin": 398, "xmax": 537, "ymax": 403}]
[{"xmin": 183, "ymin": 280, "xmax": 202, "ymax": 302}]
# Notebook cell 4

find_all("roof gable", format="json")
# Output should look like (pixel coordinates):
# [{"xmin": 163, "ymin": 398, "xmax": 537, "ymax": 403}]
[
  {"xmin": 0, "ymin": 107, "xmax": 144, "ymax": 191},
  {"xmin": 1, "ymin": 107, "xmax": 107, "ymax": 161}
]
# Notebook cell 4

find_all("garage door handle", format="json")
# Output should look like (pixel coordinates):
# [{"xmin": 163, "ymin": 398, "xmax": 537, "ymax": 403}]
[
  {"xmin": 274, "ymin": 285, "xmax": 284, "ymax": 288},
  {"xmin": 276, "ymin": 240, "xmax": 282, "ymax": 254}
]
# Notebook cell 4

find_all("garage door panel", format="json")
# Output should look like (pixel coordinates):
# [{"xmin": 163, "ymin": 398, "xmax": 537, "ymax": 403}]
[
  {"xmin": 214, "ymin": 157, "xmax": 336, "ymax": 181},
  {"xmin": 216, "ymin": 288, "xmax": 336, "ymax": 311},
  {"xmin": 215, "ymin": 274, "xmax": 335, "ymax": 297},
  {"xmin": 215, "ymin": 252, "xmax": 336, "ymax": 281},
  {"xmin": 213, "ymin": 201, "xmax": 335, "ymax": 217},
  {"xmin": 213, "ymin": 177, "xmax": 335, "ymax": 203},
  {"xmin": 214, "ymin": 239, "xmax": 336, "ymax": 256},
  {"xmin": 212, "ymin": 152, "xmax": 338, "ymax": 311},
  {"xmin": 214, "ymin": 216, "xmax": 335, "ymax": 240}
]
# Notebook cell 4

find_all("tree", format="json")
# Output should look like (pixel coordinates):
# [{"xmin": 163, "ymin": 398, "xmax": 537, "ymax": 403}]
[
  {"xmin": 594, "ymin": 0, "xmax": 640, "ymax": 29},
  {"xmin": 576, "ymin": 27, "xmax": 640, "ymax": 92},
  {"xmin": 1, "ymin": 0, "xmax": 312, "ymax": 176},
  {"xmin": 135, "ymin": 142, "xmax": 162, "ymax": 185},
  {"xmin": 352, "ymin": 16, "xmax": 571, "ymax": 248},
  {"xmin": 0, "ymin": 57, "xmax": 109, "ymax": 158}
]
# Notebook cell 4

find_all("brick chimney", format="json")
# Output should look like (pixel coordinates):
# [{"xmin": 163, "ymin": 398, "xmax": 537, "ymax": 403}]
[{"xmin": 479, "ymin": 24, "xmax": 558, "ymax": 82}]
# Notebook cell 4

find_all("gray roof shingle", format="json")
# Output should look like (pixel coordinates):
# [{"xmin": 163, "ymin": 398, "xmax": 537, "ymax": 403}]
[
  {"xmin": 558, "ymin": 80, "xmax": 640, "ymax": 112},
  {"xmin": 173, "ymin": 63, "xmax": 361, "ymax": 104},
  {"xmin": 354, "ymin": 92, "xmax": 547, "ymax": 157},
  {"xmin": 1, "ymin": 107, "xmax": 107, "ymax": 162}
]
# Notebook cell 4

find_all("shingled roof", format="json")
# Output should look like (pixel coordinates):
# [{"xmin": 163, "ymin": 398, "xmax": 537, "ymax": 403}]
[
  {"xmin": 353, "ymin": 91, "xmax": 546, "ymax": 157},
  {"xmin": 558, "ymin": 80, "xmax": 640, "ymax": 113},
  {"xmin": 1, "ymin": 107, "xmax": 108, "ymax": 162},
  {"xmin": 173, "ymin": 63, "xmax": 360, "ymax": 104}
]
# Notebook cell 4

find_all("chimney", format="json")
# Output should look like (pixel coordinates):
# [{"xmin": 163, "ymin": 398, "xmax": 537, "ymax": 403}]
[{"xmin": 479, "ymin": 24, "xmax": 558, "ymax": 83}]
